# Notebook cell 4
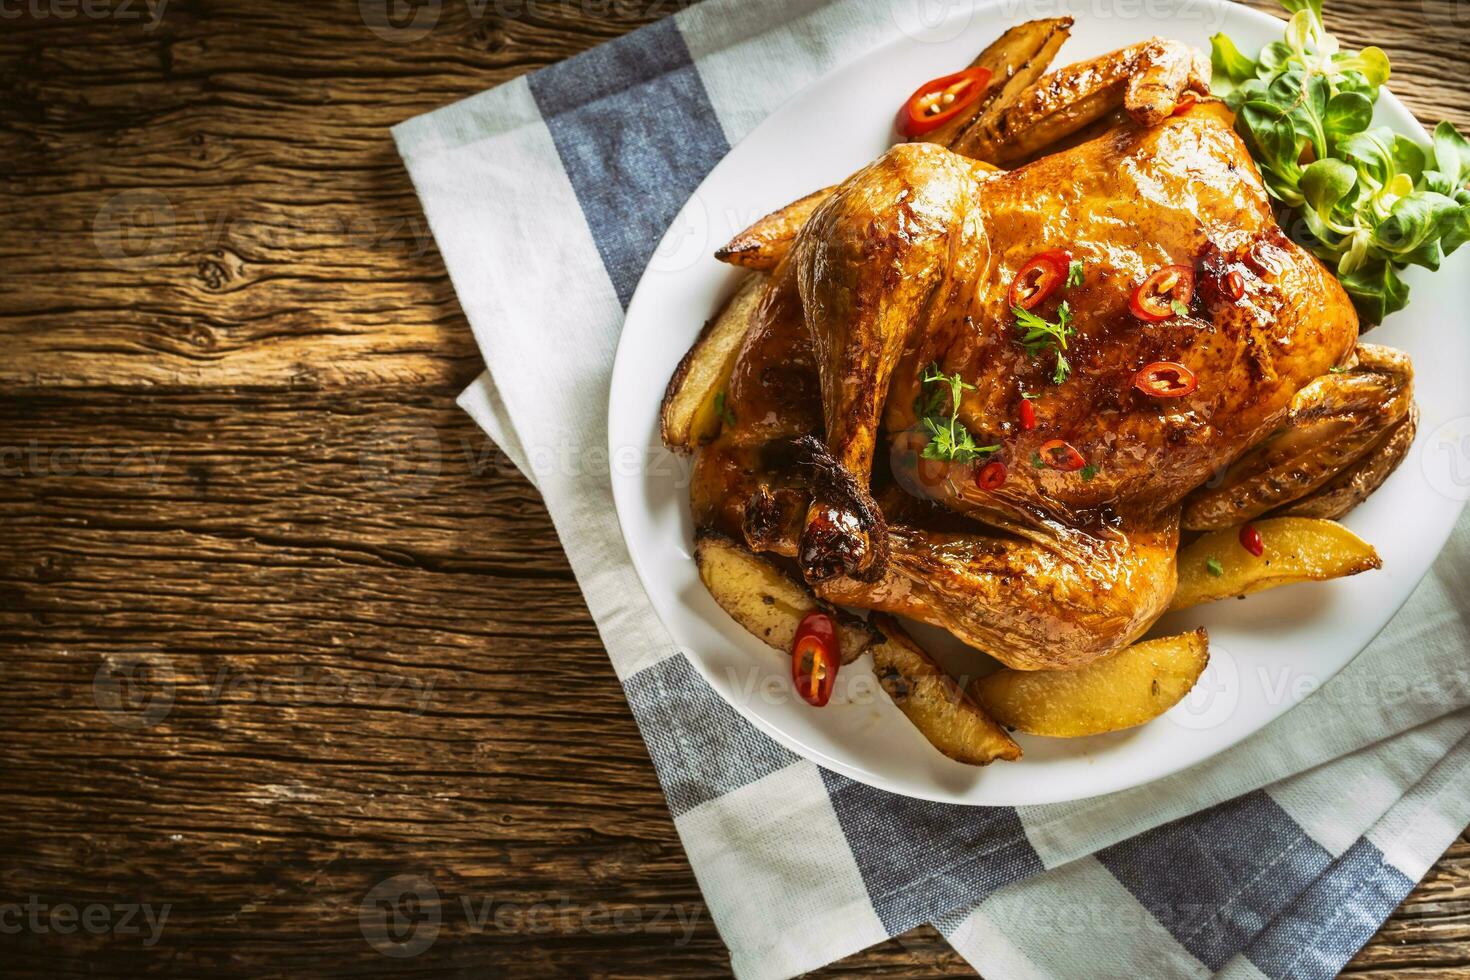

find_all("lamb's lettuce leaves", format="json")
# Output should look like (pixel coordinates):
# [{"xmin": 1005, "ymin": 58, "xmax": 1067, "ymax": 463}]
[{"xmin": 1211, "ymin": 1, "xmax": 1468, "ymax": 323}]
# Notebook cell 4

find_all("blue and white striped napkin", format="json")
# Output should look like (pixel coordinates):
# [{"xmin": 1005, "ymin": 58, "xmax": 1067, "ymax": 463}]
[{"xmin": 393, "ymin": 2, "xmax": 1470, "ymax": 976}]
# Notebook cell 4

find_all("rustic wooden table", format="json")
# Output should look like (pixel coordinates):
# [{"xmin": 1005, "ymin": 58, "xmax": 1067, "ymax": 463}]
[{"xmin": 1, "ymin": 0, "xmax": 1466, "ymax": 976}]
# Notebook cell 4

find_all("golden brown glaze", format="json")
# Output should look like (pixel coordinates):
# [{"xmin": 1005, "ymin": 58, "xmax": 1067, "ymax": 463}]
[
  {"xmin": 884, "ymin": 103, "xmax": 1360, "ymax": 531},
  {"xmin": 819, "ymin": 518, "xmax": 1179, "ymax": 672},
  {"xmin": 1183, "ymin": 343, "xmax": 1415, "ymax": 528},
  {"xmin": 690, "ymin": 100, "xmax": 1382, "ymax": 672},
  {"xmin": 792, "ymin": 142, "xmax": 987, "ymax": 581},
  {"xmin": 956, "ymin": 38, "xmax": 1209, "ymax": 165}
]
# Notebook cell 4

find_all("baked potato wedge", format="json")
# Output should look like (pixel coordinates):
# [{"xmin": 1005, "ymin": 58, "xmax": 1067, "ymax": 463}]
[
  {"xmin": 711, "ymin": 19, "xmax": 1073, "ymax": 271},
  {"xmin": 695, "ymin": 530, "xmax": 874, "ymax": 664},
  {"xmin": 971, "ymin": 629, "xmax": 1209, "ymax": 738},
  {"xmin": 715, "ymin": 187, "xmax": 834, "ymax": 271},
  {"xmin": 921, "ymin": 17, "xmax": 1074, "ymax": 151},
  {"xmin": 1279, "ymin": 405, "xmax": 1418, "ymax": 521},
  {"xmin": 1169, "ymin": 518, "xmax": 1381, "ymax": 612},
  {"xmin": 958, "ymin": 38, "xmax": 1208, "ymax": 166},
  {"xmin": 1183, "ymin": 344, "xmax": 1415, "ymax": 530},
  {"xmin": 870, "ymin": 616, "xmax": 1020, "ymax": 765},
  {"xmin": 659, "ymin": 272, "xmax": 767, "ymax": 453}
]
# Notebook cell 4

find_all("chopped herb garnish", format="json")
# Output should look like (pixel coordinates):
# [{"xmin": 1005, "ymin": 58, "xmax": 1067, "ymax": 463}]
[
  {"xmin": 916, "ymin": 364, "xmax": 1000, "ymax": 464},
  {"xmin": 1067, "ymin": 260, "xmax": 1085, "ymax": 288},
  {"xmin": 1206, "ymin": 557, "xmax": 1225, "ymax": 577},
  {"xmin": 1170, "ymin": 299, "xmax": 1191, "ymax": 318},
  {"xmin": 1013, "ymin": 301, "xmax": 1075, "ymax": 384},
  {"xmin": 1328, "ymin": 365, "xmax": 1349, "ymax": 374},
  {"xmin": 714, "ymin": 390, "xmax": 736, "ymax": 427},
  {"xmin": 1080, "ymin": 463, "xmax": 1099, "ymax": 482},
  {"xmin": 1031, "ymin": 451, "xmax": 1046, "ymax": 469}
]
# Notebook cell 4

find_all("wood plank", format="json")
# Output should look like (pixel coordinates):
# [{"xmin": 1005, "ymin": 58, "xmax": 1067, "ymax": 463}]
[
  {"xmin": 0, "ymin": 0, "xmax": 1464, "ymax": 389},
  {"xmin": 1, "ymin": 0, "xmax": 1466, "ymax": 976},
  {"xmin": 1, "ymin": 386, "xmax": 1465, "ymax": 976}
]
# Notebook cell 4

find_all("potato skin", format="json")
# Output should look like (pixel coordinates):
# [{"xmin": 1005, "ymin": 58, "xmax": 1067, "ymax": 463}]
[
  {"xmin": 870, "ymin": 616, "xmax": 1020, "ymax": 765},
  {"xmin": 694, "ymin": 531, "xmax": 874, "ymax": 664},
  {"xmin": 714, "ymin": 189, "xmax": 833, "ymax": 271},
  {"xmin": 659, "ymin": 272, "xmax": 767, "ymax": 453},
  {"xmin": 1170, "ymin": 519, "xmax": 1381, "ymax": 612},
  {"xmin": 971, "ymin": 629, "xmax": 1209, "ymax": 738}
]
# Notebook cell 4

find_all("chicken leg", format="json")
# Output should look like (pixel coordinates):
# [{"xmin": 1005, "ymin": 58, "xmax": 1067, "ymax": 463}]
[{"xmin": 793, "ymin": 141, "xmax": 986, "ymax": 583}]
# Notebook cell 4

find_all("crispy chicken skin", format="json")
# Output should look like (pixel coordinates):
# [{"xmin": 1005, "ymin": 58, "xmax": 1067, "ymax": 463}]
[
  {"xmin": 882, "ymin": 103, "xmax": 1359, "ymax": 527},
  {"xmin": 693, "ymin": 102, "xmax": 1387, "ymax": 672}
]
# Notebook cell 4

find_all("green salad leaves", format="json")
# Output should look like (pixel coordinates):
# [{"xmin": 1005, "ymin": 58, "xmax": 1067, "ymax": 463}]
[
  {"xmin": 1211, "ymin": 0, "xmax": 1470, "ymax": 323},
  {"xmin": 916, "ymin": 364, "xmax": 999, "ymax": 463}
]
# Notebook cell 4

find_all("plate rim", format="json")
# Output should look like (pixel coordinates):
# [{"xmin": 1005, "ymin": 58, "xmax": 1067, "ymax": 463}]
[{"xmin": 607, "ymin": 0, "xmax": 1466, "ymax": 805}]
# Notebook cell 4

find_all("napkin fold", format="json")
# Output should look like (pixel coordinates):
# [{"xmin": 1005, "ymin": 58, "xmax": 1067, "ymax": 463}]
[{"xmin": 396, "ymin": 3, "xmax": 1470, "ymax": 976}]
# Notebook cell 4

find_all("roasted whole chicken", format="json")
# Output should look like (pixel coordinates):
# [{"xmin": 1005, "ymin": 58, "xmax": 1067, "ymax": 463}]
[{"xmin": 669, "ymin": 21, "xmax": 1415, "ymax": 674}]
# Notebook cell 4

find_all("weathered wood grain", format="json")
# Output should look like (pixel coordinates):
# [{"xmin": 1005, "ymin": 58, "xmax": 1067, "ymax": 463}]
[{"xmin": 0, "ymin": 0, "xmax": 1466, "ymax": 976}]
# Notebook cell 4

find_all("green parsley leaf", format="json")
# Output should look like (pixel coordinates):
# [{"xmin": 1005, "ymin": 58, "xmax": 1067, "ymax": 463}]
[
  {"xmin": 1013, "ymin": 301, "xmax": 1075, "ymax": 385},
  {"xmin": 1328, "ymin": 365, "xmax": 1348, "ymax": 374},
  {"xmin": 1206, "ymin": 557, "xmax": 1225, "ymax": 577},
  {"xmin": 1080, "ymin": 463, "xmax": 1099, "ymax": 482},
  {"xmin": 1170, "ymin": 299, "xmax": 1191, "ymax": 318},
  {"xmin": 1067, "ymin": 260, "xmax": 1085, "ymax": 287},
  {"xmin": 714, "ymin": 390, "xmax": 736, "ymax": 427},
  {"xmin": 1031, "ymin": 451, "xmax": 1046, "ymax": 469},
  {"xmin": 915, "ymin": 365, "xmax": 999, "ymax": 464}
]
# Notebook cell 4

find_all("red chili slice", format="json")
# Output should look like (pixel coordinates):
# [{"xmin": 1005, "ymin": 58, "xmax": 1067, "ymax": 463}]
[
  {"xmin": 976, "ymin": 461, "xmax": 1007, "ymax": 491},
  {"xmin": 1039, "ymin": 439, "xmax": 1086, "ymax": 472},
  {"xmin": 1239, "ymin": 523, "xmax": 1265, "ymax": 557},
  {"xmin": 1018, "ymin": 398, "xmax": 1037, "ymax": 431},
  {"xmin": 1225, "ymin": 270, "xmax": 1246, "ymax": 301},
  {"xmin": 1008, "ymin": 249, "xmax": 1072, "ymax": 311},
  {"xmin": 792, "ymin": 611, "xmax": 840, "ymax": 707},
  {"xmin": 899, "ymin": 67, "xmax": 994, "ymax": 138},
  {"xmin": 1133, "ymin": 361, "xmax": 1199, "ymax": 399},
  {"xmin": 1172, "ymin": 91, "xmax": 1199, "ymax": 116},
  {"xmin": 1130, "ymin": 264, "xmax": 1196, "ymax": 322}
]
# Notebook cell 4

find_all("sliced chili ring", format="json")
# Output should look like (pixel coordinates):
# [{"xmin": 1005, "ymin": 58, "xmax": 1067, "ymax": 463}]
[
  {"xmin": 1039, "ymin": 439, "xmax": 1086, "ymax": 472},
  {"xmin": 1133, "ymin": 361, "xmax": 1198, "ymax": 399},
  {"xmin": 1008, "ymin": 249, "xmax": 1073, "ymax": 310},
  {"xmin": 1130, "ymin": 264, "xmax": 1196, "ymax": 322},
  {"xmin": 1018, "ymin": 398, "xmax": 1037, "ymax": 431},
  {"xmin": 899, "ymin": 67, "xmax": 993, "ymax": 138},
  {"xmin": 976, "ymin": 460, "xmax": 1007, "ymax": 491},
  {"xmin": 1239, "ymin": 523, "xmax": 1265, "ymax": 557},
  {"xmin": 792, "ymin": 611, "xmax": 840, "ymax": 707},
  {"xmin": 1172, "ymin": 91, "xmax": 1199, "ymax": 116},
  {"xmin": 1225, "ymin": 270, "xmax": 1246, "ymax": 301}
]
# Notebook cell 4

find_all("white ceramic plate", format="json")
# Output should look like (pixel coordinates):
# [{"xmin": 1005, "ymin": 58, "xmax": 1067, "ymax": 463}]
[{"xmin": 608, "ymin": 0, "xmax": 1470, "ymax": 805}]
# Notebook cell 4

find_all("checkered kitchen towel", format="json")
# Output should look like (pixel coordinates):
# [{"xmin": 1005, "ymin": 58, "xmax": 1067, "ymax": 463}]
[{"xmin": 393, "ymin": 1, "xmax": 1470, "ymax": 976}]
